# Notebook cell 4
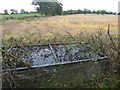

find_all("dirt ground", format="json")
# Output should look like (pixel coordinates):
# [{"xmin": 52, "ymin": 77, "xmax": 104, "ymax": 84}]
[{"xmin": 2, "ymin": 14, "xmax": 118, "ymax": 37}]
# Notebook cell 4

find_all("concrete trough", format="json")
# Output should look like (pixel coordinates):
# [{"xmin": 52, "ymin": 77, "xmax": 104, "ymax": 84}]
[{"xmin": 2, "ymin": 43, "xmax": 108, "ymax": 88}]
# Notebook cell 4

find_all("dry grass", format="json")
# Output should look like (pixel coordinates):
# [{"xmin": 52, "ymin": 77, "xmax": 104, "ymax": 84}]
[{"xmin": 2, "ymin": 14, "xmax": 118, "ymax": 38}]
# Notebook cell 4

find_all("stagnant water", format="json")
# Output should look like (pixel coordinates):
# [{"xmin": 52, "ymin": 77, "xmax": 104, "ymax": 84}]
[{"xmin": 7, "ymin": 44, "xmax": 104, "ymax": 66}]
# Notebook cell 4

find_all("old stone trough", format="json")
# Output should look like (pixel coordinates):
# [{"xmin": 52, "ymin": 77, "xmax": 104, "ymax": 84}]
[{"xmin": 3, "ymin": 43, "xmax": 108, "ymax": 88}]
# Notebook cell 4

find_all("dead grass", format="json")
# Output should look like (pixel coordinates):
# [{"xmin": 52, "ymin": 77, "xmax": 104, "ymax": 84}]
[{"xmin": 2, "ymin": 14, "xmax": 118, "ymax": 38}]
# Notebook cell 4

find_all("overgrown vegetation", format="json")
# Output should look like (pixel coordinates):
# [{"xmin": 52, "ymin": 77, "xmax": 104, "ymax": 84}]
[{"xmin": 1, "ymin": 14, "xmax": 119, "ymax": 88}]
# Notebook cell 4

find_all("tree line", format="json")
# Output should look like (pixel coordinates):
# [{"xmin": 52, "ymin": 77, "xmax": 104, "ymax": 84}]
[
  {"xmin": 63, "ymin": 8, "xmax": 117, "ymax": 15},
  {"xmin": 32, "ymin": 2, "xmax": 117, "ymax": 16},
  {"xmin": 3, "ymin": 9, "xmax": 37, "ymax": 15},
  {"xmin": 3, "ymin": 2, "xmax": 117, "ymax": 16}
]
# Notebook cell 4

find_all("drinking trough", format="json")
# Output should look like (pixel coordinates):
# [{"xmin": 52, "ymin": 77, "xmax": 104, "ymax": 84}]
[{"xmin": 2, "ymin": 43, "xmax": 108, "ymax": 88}]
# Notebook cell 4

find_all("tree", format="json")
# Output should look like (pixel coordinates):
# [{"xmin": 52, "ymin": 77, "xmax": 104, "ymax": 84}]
[
  {"xmin": 4, "ymin": 9, "xmax": 9, "ymax": 15},
  {"xmin": 77, "ymin": 9, "xmax": 83, "ymax": 14},
  {"xmin": 100, "ymin": 10, "xmax": 107, "ymax": 15},
  {"xmin": 83, "ymin": 8, "xmax": 87, "ymax": 14},
  {"xmin": 113, "ymin": 12, "xmax": 116, "ymax": 15},
  {"xmin": 87, "ymin": 10, "xmax": 91, "ymax": 14},
  {"xmin": 33, "ymin": 1, "xmax": 63, "ymax": 16},
  {"xmin": 83, "ymin": 8, "xmax": 91, "ymax": 14},
  {"xmin": 92, "ymin": 10, "xmax": 96, "ymax": 14},
  {"xmin": 62, "ymin": 9, "xmax": 117, "ymax": 15},
  {"xmin": 108, "ymin": 11, "xmax": 113, "ymax": 14},
  {"xmin": 96, "ymin": 10, "xmax": 101, "ymax": 15},
  {"xmin": 10, "ymin": 9, "xmax": 18, "ymax": 14},
  {"xmin": 20, "ymin": 9, "xmax": 28, "ymax": 14},
  {"xmin": 14, "ymin": 10, "xmax": 18, "ymax": 14}
]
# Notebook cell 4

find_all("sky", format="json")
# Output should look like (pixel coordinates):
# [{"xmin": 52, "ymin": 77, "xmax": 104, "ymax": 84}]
[{"xmin": 0, "ymin": 0, "xmax": 119, "ymax": 13}]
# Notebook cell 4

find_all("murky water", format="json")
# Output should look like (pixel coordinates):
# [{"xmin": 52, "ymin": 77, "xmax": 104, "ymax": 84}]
[{"xmin": 8, "ymin": 44, "xmax": 103, "ymax": 66}]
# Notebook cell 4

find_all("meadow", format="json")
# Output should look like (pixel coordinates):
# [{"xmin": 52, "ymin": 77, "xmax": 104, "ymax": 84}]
[
  {"xmin": 0, "ymin": 13, "xmax": 42, "ymax": 18},
  {"xmin": 2, "ymin": 14, "xmax": 118, "ymax": 45},
  {"xmin": 1, "ymin": 13, "xmax": 43, "ymax": 18},
  {"xmin": 1, "ymin": 14, "xmax": 119, "ymax": 88}
]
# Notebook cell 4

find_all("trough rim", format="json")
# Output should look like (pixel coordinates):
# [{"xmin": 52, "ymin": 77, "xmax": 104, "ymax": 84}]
[
  {"xmin": 2, "ymin": 56, "xmax": 108, "ymax": 72},
  {"xmin": 2, "ymin": 43, "xmax": 108, "ymax": 72},
  {"xmin": 1, "ymin": 42, "xmax": 88, "ymax": 49}
]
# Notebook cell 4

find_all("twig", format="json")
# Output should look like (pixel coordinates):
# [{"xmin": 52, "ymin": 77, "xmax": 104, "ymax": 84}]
[
  {"xmin": 0, "ymin": 48, "xmax": 32, "ymax": 68},
  {"xmin": 66, "ymin": 31, "xmax": 79, "ymax": 43},
  {"xmin": 49, "ymin": 44, "xmax": 58, "ymax": 63},
  {"xmin": 107, "ymin": 24, "xmax": 120, "ymax": 53}
]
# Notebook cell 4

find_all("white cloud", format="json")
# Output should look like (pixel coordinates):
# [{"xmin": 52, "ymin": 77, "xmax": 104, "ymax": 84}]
[
  {"xmin": 59, "ymin": 0, "xmax": 119, "ymax": 12},
  {"xmin": 0, "ymin": 0, "xmax": 35, "ymax": 13},
  {"xmin": 0, "ymin": 0, "xmax": 119, "ymax": 13}
]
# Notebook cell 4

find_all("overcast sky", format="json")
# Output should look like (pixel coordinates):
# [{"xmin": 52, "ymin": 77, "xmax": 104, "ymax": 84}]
[{"xmin": 0, "ymin": 0, "xmax": 119, "ymax": 13}]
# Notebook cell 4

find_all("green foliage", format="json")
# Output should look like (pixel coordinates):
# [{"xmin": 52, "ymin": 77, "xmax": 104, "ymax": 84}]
[
  {"xmin": 3, "ymin": 9, "xmax": 9, "ymax": 15},
  {"xmin": 20, "ymin": 9, "xmax": 28, "ymax": 14},
  {"xmin": 10, "ymin": 9, "xmax": 18, "ymax": 14},
  {"xmin": 33, "ymin": 2, "xmax": 63, "ymax": 16},
  {"xmin": 63, "ymin": 9, "xmax": 117, "ymax": 15}
]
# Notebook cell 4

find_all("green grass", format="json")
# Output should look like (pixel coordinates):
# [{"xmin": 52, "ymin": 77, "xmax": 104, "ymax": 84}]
[{"xmin": 0, "ymin": 13, "xmax": 44, "ymax": 18}]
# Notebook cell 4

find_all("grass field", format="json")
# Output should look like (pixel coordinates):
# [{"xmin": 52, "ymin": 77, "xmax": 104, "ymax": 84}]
[
  {"xmin": 2, "ymin": 14, "xmax": 118, "ymax": 40},
  {"xmin": 2, "ymin": 14, "xmax": 118, "ymax": 49},
  {"xmin": 0, "ymin": 13, "xmax": 44, "ymax": 18}
]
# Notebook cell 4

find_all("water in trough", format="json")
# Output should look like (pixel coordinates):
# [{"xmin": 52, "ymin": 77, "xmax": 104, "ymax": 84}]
[{"xmin": 7, "ymin": 44, "xmax": 104, "ymax": 66}]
